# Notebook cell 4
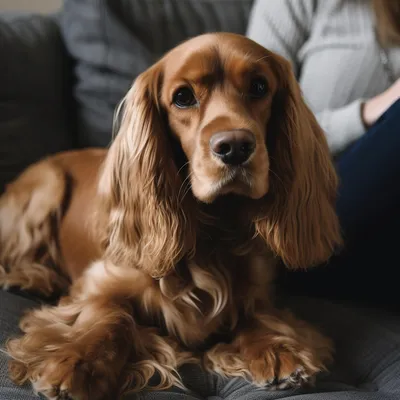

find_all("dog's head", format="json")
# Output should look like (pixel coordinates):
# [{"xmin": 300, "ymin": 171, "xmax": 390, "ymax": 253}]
[{"xmin": 98, "ymin": 33, "xmax": 341, "ymax": 277}]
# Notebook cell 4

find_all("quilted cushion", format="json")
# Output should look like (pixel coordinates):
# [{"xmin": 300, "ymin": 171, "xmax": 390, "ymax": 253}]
[
  {"xmin": 1, "ymin": 291, "xmax": 400, "ymax": 400},
  {"xmin": 125, "ymin": 297, "xmax": 400, "ymax": 400},
  {"xmin": 60, "ymin": 0, "xmax": 253, "ymax": 148},
  {"xmin": 0, "ymin": 13, "xmax": 74, "ymax": 194}
]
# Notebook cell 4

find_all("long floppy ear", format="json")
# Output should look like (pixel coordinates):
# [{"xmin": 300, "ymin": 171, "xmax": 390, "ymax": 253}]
[
  {"xmin": 96, "ymin": 63, "xmax": 196, "ymax": 278},
  {"xmin": 255, "ymin": 55, "xmax": 342, "ymax": 269}
]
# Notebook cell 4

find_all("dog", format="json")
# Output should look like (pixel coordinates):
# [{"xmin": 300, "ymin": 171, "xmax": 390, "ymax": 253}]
[{"xmin": 0, "ymin": 33, "xmax": 341, "ymax": 400}]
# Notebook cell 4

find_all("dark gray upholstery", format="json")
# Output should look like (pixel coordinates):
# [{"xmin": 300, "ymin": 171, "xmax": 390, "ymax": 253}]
[
  {"xmin": 1, "ymin": 1, "xmax": 400, "ymax": 400},
  {"xmin": 60, "ymin": 0, "xmax": 253, "ymax": 147},
  {"xmin": 0, "ymin": 291, "xmax": 39, "ymax": 400},
  {"xmin": 125, "ymin": 297, "xmax": 400, "ymax": 400},
  {"xmin": 1, "ymin": 290, "xmax": 400, "ymax": 400},
  {"xmin": 0, "ymin": 13, "xmax": 74, "ymax": 194}
]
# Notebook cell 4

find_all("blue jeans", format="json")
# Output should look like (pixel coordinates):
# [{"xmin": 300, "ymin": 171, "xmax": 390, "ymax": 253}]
[{"xmin": 279, "ymin": 99, "xmax": 400, "ymax": 310}]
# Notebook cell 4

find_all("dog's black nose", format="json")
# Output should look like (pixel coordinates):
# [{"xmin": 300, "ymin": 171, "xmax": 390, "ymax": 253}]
[{"xmin": 210, "ymin": 130, "xmax": 256, "ymax": 165}]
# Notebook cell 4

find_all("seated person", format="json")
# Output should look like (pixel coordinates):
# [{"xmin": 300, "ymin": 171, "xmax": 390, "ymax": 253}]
[{"xmin": 247, "ymin": 0, "xmax": 400, "ymax": 309}]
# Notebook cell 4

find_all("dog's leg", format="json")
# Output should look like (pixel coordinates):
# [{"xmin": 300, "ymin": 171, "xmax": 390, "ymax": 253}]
[
  {"xmin": 204, "ymin": 310, "xmax": 332, "ymax": 389},
  {"xmin": 0, "ymin": 262, "xmax": 69, "ymax": 297},
  {"xmin": 7, "ymin": 261, "xmax": 193, "ymax": 400},
  {"xmin": 7, "ymin": 298, "xmax": 135, "ymax": 400},
  {"xmin": 0, "ymin": 160, "xmax": 68, "ymax": 297}
]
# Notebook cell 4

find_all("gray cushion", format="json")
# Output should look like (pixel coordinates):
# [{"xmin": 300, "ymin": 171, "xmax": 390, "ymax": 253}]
[
  {"xmin": 60, "ymin": 0, "xmax": 253, "ymax": 148},
  {"xmin": 127, "ymin": 297, "xmax": 400, "ymax": 400},
  {"xmin": 0, "ymin": 291, "xmax": 39, "ymax": 400},
  {"xmin": 0, "ymin": 13, "xmax": 74, "ymax": 194},
  {"xmin": 1, "ymin": 291, "xmax": 400, "ymax": 400}
]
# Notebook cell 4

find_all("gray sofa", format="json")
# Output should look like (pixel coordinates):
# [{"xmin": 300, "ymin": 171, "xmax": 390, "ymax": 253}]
[{"xmin": 1, "ymin": 1, "xmax": 400, "ymax": 399}]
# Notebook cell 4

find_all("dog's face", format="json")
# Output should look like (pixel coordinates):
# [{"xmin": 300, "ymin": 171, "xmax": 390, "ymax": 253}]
[
  {"xmin": 160, "ymin": 34, "xmax": 276, "ymax": 203},
  {"xmin": 98, "ymin": 33, "xmax": 341, "ymax": 278}
]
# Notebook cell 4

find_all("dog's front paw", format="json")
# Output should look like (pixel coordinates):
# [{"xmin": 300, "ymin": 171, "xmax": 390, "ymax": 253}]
[
  {"xmin": 35, "ymin": 354, "xmax": 115, "ymax": 400},
  {"xmin": 9, "ymin": 346, "xmax": 117, "ymax": 400},
  {"xmin": 7, "ymin": 330, "xmax": 122, "ymax": 400},
  {"xmin": 6, "ymin": 299, "xmax": 138, "ymax": 399},
  {"xmin": 269, "ymin": 365, "xmax": 315, "ymax": 390},
  {"xmin": 251, "ymin": 351, "xmax": 315, "ymax": 390},
  {"xmin": 205, "ymin": 326, "xmax": 332, "ymax": 391},
  {"xmin": 248, "ymin": 340, "xmax": 331, "ymax": 390}
]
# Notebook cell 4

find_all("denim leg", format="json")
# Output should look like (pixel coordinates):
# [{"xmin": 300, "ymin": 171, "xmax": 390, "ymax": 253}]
[{"xmin": 336, "ymin": 99, "xmax": 400, "ymax": 241}]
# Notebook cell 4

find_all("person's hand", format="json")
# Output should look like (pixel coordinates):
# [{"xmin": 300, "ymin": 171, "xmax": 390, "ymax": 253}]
[{"xmin": 362, "ymin": 78, "xmax": 400, "ymax": 127}]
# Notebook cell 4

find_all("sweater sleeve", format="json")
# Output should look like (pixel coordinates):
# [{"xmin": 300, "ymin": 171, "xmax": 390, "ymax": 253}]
[
  {"xmin": 247, "ymin": 0, "xmax": 366, "ymax": 154},
  {"xmin": 246, "ymin": 0, "xmax": 314, "ymax": 75},
  {"xmin": 315, "ymin": 99, "xmax": 366, "ymax": 153}
]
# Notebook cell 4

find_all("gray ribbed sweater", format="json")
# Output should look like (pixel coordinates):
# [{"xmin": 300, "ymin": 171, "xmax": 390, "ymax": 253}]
[{"xmin": 247, "ymin": 0, "xmax": 400, "ymax": 154}]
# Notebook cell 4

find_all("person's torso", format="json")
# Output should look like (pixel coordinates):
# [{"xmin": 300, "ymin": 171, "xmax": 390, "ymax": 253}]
[{"xmin": 299, "ymin": 0, "xmax": 400, "ymax": 111}]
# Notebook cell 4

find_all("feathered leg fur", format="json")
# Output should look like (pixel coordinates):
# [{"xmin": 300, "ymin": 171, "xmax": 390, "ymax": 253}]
[
  {"xmin": 7, "ymin": 260, "xmax": 195, "ymax": 400},
  {"xmin": 0, "ymin": 160, "xmax": 69, "ymax": 297},
  {"xmin": 204, "ymin": 310, "xmax": 332, "ymax": 389}
]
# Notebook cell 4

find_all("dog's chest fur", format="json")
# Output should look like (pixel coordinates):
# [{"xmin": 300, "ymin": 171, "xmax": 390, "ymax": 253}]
[
  {"xmin": 81, "ymin": 199, "xmax": 277, "ymax": 349},
  {"xmin": 147, "ymin": 208, "xmax": 276, "ymax": 348}
]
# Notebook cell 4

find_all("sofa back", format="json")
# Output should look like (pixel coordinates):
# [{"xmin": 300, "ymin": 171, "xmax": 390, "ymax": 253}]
[
  {"xmin": 61, "ymin": 0, "xmax": 253, "ymax": 147},
  {"xmin": 0, "ymin": 14, "xmax": 74, "ymax": 193}
]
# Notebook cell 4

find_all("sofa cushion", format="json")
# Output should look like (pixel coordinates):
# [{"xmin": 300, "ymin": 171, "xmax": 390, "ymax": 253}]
[
  {"xmin": 60, "ymin": 0, "xmax": 253, "ymax": 148},
  {"xmin": 1, "ymin": 292, "xmax": 400, "ymax": 400},
  {"xmin": 0, "ymin": 13, "xmax": 74, "ymax": 194},
  {"xmin": 125, "ymin": 297, "xmax": 400, "ymax": 400}
]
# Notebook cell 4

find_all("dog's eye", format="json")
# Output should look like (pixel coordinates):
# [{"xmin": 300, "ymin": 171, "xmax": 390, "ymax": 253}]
[
  {"xmin": 173, "ymin": 87, "xmax": 197, "ymax": 108},
  {"xmin": 249, "ymin": 77, "xmax": 268, "ymax": 99}
]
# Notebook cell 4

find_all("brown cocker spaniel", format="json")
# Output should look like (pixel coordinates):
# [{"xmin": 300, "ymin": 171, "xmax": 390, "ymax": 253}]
[{"xmin": 0, "ymin": 33, "xmax": 341, "ymax": 400}]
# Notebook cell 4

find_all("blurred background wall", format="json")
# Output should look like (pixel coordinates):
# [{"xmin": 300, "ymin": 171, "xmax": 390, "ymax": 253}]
[{"xmin": 0, "ymin": 0, "xmax": 62, "ymax": 13}]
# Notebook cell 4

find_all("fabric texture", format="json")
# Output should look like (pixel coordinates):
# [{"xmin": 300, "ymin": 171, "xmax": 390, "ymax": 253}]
[
  {"xmin": 126, "ymin": 296, "xmax": 400, "ymax": 399},
  {"xmin": 0, "ymin": 13, "xmax": 74, "ymax": 194},
  {"xmin": 1, "ymin": 290, "xmax": 400, "ymax": 400},
  {"xmin": 60, "ymin": 0, "xmax": 253, "ymax": 148},
  {"xmin": 0, "ymin": 291, "xmax": 39, "ymax": 400},
  {"xmin": 247, "ymin": 0, "xmax": 400, "ymax": 154}
]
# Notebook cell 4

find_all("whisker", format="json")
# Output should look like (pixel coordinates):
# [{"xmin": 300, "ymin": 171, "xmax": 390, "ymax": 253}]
[
  {"xmin": 180, "ymin": 180, "xmax": 193, "ymax": 204},
  {"xmin": 177, "ymin": 161, "xmax": 190, "ymax": 176},
  {"xmin": 177, "ymin": 173, "xmax": 192, "ymax": 201},
  {"xmin": 178, "ymin": 171, "xmax": 194, "ymax": 204}
]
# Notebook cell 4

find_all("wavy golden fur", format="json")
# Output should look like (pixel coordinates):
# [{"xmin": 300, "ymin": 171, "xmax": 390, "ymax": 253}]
[{"xmin": 0, "ymin": 33, "xmax": 341, "ymax": 400}]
